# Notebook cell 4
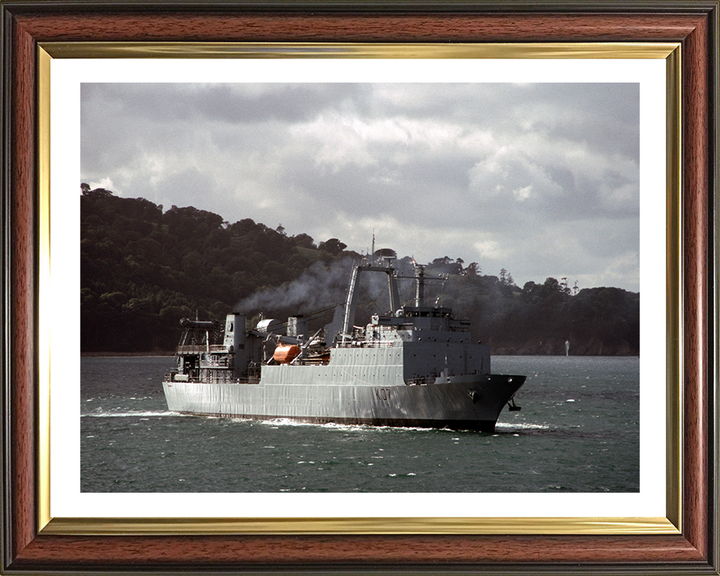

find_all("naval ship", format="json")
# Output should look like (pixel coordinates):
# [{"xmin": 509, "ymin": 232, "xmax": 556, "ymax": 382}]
[{"xmin": 162, "ymin": 253, "xmax": 525, "ymax": 432}]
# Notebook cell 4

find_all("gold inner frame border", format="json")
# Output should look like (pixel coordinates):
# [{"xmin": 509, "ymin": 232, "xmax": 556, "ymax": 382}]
[{"xmin": 36, "ymin": 41, "xmax": 682, "ymax": 536}]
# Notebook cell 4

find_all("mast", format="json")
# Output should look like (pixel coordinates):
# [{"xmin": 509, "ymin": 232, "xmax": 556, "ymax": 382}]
[
  {"xmin": 414, "ymin": 264, "xmax": 425, "ymax": 307},
  {"xmin": 341, "ymin": 265, "xmax": 361, "ymax": 344}
]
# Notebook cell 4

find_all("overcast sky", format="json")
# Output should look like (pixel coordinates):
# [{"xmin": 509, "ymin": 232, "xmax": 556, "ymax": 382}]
[{"xmin": 81, "ymin": 82, "xmax": 639, "ymax": 292}]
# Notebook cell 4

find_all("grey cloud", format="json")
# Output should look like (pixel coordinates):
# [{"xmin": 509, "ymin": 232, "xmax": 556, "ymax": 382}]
[
  {"xmin": 84, "ymin": 83, "xmax": 370, "ymax": 126},
  {"xmin": 81, "ymin": 81, "xmax": 640, "ymax": 291}
]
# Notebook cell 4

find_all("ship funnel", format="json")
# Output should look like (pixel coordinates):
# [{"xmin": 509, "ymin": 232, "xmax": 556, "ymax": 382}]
[
  {"xmin": 223, "ymin": 314, "xmax": 246, "ymax": 351},
  {"xmin": 223, "ymin": 313, "xmax": 247, "ymax": 377},
  {"xmin": 287, "ymin": 316, "xmax": 309, "ymax": 341}
]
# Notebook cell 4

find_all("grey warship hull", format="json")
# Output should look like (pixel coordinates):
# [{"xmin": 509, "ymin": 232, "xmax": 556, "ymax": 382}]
[
  {"xmin": 162, "ymin": 255, "xmax": 526, "ymax": 432},
  {"xmin": 163, "ymin": 374, "xmax": 524, "ymax": 432}
]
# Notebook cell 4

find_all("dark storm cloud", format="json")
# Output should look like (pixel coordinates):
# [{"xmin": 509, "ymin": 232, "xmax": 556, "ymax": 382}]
[{"xmin": 81, "ymin": 82, "xmax": 640, "ymax": 291}]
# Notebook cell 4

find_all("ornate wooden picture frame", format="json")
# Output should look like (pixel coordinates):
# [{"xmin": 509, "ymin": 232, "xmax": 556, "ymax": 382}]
[{"xmin": 2, "ymin": 1, "xmax": 717, "ymax": 573}]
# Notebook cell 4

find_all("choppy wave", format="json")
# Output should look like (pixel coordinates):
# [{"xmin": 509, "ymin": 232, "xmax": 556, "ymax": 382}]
[
  {"xmin": 81, "ymin": 354, "xmax": 640, "ymax": 493},
  {"xmin": 82, "ymin": 410, "xmax": 177, "ymax": 418}
]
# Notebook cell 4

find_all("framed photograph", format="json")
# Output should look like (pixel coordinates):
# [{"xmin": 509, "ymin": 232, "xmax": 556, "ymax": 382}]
[{"xmin": 2, "ymin": 1, "xmax": 717, "ymax": 573}]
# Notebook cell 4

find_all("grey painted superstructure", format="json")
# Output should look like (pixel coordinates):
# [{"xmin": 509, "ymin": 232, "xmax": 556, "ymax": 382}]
[{"xmin": 162, "ymin": 255, "xmax": 525, "ymax": 431}]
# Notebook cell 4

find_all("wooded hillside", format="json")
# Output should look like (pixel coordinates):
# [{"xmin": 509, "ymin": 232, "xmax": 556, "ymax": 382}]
[{"xmin": 81, "ymin": 186, "xmax": 639, "ymax": 355}]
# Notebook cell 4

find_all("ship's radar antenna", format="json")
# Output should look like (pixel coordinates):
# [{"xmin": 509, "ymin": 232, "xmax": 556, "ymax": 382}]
[{"xmin": 374, "ymin": 248, "xmax": 397, "ymax": 268}]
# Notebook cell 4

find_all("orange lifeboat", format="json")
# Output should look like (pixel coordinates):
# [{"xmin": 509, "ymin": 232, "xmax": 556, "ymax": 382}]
[{"xmin": 273, "ymin": 344, "xmax": 301, "ymax": 364}]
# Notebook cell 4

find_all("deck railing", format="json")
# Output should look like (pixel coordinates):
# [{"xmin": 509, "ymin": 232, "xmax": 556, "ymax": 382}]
[{"xmin": 176, "ymin": 344, "xmax": 228, "ymax": 354}]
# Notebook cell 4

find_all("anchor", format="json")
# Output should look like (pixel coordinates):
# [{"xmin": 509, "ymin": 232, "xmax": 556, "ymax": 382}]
[{"xmin": 507, "ymin": 397, "xmax": 521, "ymax": 411}]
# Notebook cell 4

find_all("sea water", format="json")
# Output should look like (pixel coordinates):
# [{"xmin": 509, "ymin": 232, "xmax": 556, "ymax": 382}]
[{"xmin": 81, "ymin": 355, "xmax": 639, "ymax": 493}]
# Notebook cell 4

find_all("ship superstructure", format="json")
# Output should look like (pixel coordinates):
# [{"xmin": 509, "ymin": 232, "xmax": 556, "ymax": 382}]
[{"xmin": 163, "ymin": 253, "xmax": 525, "ymax": 432}]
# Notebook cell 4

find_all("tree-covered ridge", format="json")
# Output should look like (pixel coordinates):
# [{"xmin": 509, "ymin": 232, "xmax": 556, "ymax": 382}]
[
  {"xmin": 436, "ymin": 271, "xmax": 639, "ymax": 355},
  {"xmin": 81, "ymin": 186, "xmax": 354, "ymax": 351},
  {"xmin": 81, "ymin": 186, "xmax": 639, "ymax": 355}
]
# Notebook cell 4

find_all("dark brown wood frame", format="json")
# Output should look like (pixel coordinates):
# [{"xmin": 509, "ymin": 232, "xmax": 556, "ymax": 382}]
[{"xmin": 1, "ymin": 1, "xmax": 717, "ymax": 573}]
